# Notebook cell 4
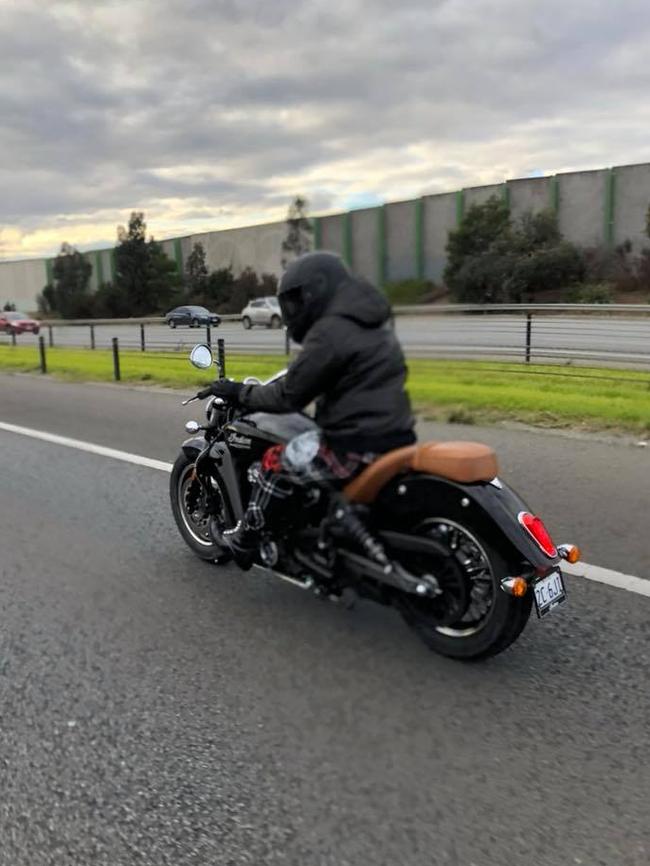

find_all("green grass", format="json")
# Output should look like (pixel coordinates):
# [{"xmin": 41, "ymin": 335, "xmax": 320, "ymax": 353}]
[{"xmin": 2, "ymin": 344, "xmax": 650, "ymax": 434}]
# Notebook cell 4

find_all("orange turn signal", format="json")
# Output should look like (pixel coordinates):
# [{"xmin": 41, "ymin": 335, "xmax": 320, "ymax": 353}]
[
  {"xmin": 559, "ymin": 544, "xmax": 581, "ymax": 564},
  {"xmin": 500, "ymin": 576, "xmax": 529, "ymax": 597}
]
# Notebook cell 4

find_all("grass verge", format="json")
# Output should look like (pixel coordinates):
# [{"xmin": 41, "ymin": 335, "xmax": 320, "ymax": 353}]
[{"xmin": 1, "ymin": 345, "xmax": 650, "ymax": 435}]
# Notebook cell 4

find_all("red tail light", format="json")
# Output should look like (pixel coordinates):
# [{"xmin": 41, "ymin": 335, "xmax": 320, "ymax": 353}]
[{"xmin": 518, "ymin": 512, "xmax": 557, "ymax": 558}]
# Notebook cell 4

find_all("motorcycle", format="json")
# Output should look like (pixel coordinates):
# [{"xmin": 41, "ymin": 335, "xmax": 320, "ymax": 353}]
[{"xmin": 170, "ymin": 342, "xmax": 579, "ymax": 660}]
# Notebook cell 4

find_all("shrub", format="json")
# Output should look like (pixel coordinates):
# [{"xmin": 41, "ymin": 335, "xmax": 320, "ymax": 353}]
[
  {"xmin": 383, "ymin": 279, "xmax": 438, "ymax": 305},
  {"xmin": 565, "ymin": 283, "xmax": 612, "ymax": 304},
  {"xmin": 445, "ymin": 200, "xmax": 585, "ymax": 303}
]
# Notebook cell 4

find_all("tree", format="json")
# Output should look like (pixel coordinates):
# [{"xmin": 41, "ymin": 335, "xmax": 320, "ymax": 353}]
[
  {"xmin": 444, "ymin": 197, "xmax": 512, "ymax": 293},
  {"xmin": 281, "ymin": 196, "xmax": 313, "ymax": 269},
  {"xmin": 114, "ymin": 212, "xmax": 181, "ymax": 315},
  {"xmin": 445, "ymin": 198, "xmax": 584, "ymax": 303},
  {"xmin": 3, "ymin": 301, "xmax": 16, "ymax": 311},
  {"xmin": 38, "ymin": 243, "xmax": 94, "ymax": 318},
  {"xmin": 185, "ymin": 241, "xmax": 209, "ymax": 298}
]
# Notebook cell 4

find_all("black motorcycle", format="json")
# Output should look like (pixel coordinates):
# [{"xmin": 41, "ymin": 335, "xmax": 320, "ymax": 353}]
[{"xmin": 170, "ymin": 343, "xmax": 579, "ymax": 660}]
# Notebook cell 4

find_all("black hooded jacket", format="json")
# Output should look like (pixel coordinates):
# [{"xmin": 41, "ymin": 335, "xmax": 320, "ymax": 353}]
[{"xmin": 238, "ymin": 278, "xmax": 415, "ymax": 454}]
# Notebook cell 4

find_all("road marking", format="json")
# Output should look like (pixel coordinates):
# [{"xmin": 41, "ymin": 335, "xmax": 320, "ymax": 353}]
[
  {"xmin": 563, "ymin": 561, "xmax": 650, "ymax": 597},
  {"xmin": 1, "ymin": 420, "xmax": 649, "ymax": 599},
  {"xmin": 0, "ymin": 421, "xmax": 173, "ymax": 473}
]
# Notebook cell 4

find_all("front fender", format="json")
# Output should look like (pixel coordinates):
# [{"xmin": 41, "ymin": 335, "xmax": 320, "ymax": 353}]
[
  {"xmin": 181, "ymin": 434, "xmax": 208, "ymax": 461},
  {"xmin": 374, "ymin": 473, "xmax": 560, "ymax": 571}
]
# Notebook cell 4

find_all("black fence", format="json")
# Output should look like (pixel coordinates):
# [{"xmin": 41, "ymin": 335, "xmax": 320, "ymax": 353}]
[{"xmin": 2, "ymin": 304, "xmax": 650, "ymax": 368}]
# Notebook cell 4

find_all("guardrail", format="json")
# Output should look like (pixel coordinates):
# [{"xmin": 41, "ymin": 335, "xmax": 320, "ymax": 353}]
[{"xmin": 2, "ymin": 304, "xmax": 650, "ymax": 367}]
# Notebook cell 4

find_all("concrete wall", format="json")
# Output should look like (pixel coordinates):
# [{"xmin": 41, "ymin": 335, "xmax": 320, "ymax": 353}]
[
  {"xmin": 319, "ymin": 214, "xmax": 344, "ymax": 257},
  {"xmin": 613, "ymin": 163, "xmax": 650, "ymax": 252},
  {"xmin": 192, "ymin": 221, "xmax": 285, "ymax": 276},
  {"xmin": 350, "ymin": 208, "xmax": 379, "ymax": 284},
  {"xmin": 0, "ymin": 257, "xmax": 47, "ymax": 310},
  {"xmin": 4, "ymin": 160, "xmax": 650, "ymax": 309},
  {"xmin": 386, "ymin": 200, "xmax": 416, "ymax": 281},
  {"xmin": 464, "ymin": 183, "xmax": 504, "ymax": 211},
  {"xmin": 509, "ymin": 176, "xmax": 553, "ymax": 217},
  {"xmin": 423, "ymin": 192, "xmax": 457, "ymax": 283},
  {"xmin": 558, "ymin": 169, "xmax": 607, "ymax": 248}
]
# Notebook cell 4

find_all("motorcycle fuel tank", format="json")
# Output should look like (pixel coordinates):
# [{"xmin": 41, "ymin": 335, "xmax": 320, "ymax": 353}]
[{"xmin": 227, "ymin": 412, "xmax": 318, "ymax": 447}]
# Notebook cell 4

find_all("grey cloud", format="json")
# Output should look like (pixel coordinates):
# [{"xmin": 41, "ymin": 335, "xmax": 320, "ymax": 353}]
[{"xmin": 2, "ymin": 0, "xmax": 650, "ymax": 255}]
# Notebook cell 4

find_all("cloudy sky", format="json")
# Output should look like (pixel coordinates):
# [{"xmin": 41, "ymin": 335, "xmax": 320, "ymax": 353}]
[{"xmin": 2, "ymin": 0, "xmax": 650, "ymax": 260}]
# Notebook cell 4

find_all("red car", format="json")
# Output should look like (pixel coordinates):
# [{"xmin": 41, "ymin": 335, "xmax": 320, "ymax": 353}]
[{"xmin": 0, "ymin": 311, "xmax": 40, "ymax": 335}]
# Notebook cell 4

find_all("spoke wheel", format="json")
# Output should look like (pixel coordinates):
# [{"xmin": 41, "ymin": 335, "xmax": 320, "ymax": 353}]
[
  {"xmin": 170, "ymin": 454, "xmax": 231, "ymax": 564},
  {"xmin": 395, "ymin": 517, "xmax": 532, "ymax": 660}
]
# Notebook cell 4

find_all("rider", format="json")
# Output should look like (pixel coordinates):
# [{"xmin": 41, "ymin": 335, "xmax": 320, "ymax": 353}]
[{"xmin": 206, "ymin": 251, "xmax": 416, "ymax": 568}]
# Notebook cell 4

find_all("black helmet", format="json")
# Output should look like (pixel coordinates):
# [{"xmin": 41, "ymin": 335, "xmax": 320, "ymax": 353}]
[{"xmin": 278, "ymin": 251, "xmax": 350, "ymax": 343}]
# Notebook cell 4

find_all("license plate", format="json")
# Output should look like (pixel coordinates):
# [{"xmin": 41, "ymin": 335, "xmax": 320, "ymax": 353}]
[{"xmin": 533, "ymin": 569, "xmax": 567, "ymax": 618}]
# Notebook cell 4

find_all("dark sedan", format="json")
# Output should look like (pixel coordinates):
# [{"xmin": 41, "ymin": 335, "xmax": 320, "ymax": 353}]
[{"xmin": 165, "ymin": 306, "xmax": 221, "ymax": 329}]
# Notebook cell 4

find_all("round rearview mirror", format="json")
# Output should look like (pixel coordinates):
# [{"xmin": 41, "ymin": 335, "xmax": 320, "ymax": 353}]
[{"xmin": 189, "ymin": 344, "xmax": 213, "ymax": 369}]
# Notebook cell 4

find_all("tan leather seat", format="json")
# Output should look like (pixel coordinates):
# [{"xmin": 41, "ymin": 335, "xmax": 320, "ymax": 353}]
[{"xmin": 343, "ymin": 441, "xmax": 499, "ymax": 504}]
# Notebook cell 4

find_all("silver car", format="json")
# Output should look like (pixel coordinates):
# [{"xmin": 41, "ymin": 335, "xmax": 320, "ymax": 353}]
[{"xmin": 241, "ymin": 296, "xmax": 283, "ymax": 329}]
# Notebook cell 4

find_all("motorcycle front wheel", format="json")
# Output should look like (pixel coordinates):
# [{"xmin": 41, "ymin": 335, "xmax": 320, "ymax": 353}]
[
  {"xmin": 394, "ymin": 517, "xmax": 532, "ymax": 660},
  {"xmin": 170, "ymin": 453, "xmax": 231, "ymax": 564}
]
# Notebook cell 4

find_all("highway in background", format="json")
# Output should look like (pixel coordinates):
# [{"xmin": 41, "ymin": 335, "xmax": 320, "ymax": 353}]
[
  {"xmin": 3, "ymin": 314, "xmax": 650, "ymax": 364},
  {"xmin": 1, "ymin": 374, "xmax": 649, "ymax": 865}
]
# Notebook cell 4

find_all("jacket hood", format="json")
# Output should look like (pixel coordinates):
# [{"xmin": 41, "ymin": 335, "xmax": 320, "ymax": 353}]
[{"xmin": 325, "ymin": 277, "xmax": 391, "ymax": 328}]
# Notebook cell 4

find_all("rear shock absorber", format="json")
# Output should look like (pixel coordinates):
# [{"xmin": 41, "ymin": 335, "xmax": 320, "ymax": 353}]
[{"xmin": 331, "ymin": 500, "xmax": 389, "ymax": 567}]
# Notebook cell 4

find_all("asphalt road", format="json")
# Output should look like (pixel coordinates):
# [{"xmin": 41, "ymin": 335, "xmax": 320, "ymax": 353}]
[
  {"xmin": 3, "ymin": 314, "xmax": 650, "ymax": 364},
  {"xmin": 1, "ymin": 374, "xmax": 649, "ymax": 865}
]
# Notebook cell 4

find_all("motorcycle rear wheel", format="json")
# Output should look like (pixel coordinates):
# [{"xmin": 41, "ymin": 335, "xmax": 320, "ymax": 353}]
[
  {"xmin": 395, "ymin": 518, "xmax": 532, "ymax": 660},
  {"xmin": 170, "ymin": 454, "xmax": 231, "ymax": 564}
]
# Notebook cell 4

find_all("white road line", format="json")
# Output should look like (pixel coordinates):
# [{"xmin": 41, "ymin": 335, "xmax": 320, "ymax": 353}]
[
  {"xmin": 1, "ymin": 420, "xmax": 649, "ymax": 599},
  {"xmin": 0, "ymin": 421, "xmax": 173, "ymax": 473},
  {"xmin": 563, "ymin": 562, "xmax": 650, "ymax": 597}
]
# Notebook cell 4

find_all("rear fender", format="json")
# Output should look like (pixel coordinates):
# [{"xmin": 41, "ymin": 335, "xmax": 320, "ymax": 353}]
[{"xmin": 373, "ymin": 473, "xmax": 560, "ymax": 572}]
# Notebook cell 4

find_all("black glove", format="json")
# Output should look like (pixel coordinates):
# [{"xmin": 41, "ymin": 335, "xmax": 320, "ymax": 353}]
[{"xmin": 205, "ymin": 379, "xmax": 245, "ymax": 404}]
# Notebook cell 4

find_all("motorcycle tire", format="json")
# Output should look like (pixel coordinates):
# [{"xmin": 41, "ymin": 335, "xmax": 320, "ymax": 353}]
[
  {"xmin": 170, "ymin": 453, "xmax": 232, "ymax": 564},
  {"xmin": 395, "ymin": 519, "xmax": 532, "ymax": 660}
]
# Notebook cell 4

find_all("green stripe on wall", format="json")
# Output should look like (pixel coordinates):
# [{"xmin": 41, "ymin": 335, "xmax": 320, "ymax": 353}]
[
  {"xmin": 95, "ymin": 251, "xmax": 105, "ymax": 286},
  {"xmin": 377, "ymin": 205, "xmax": 387, "ymax": 286},
  {"xmin": 415, "ymin": 198, "xmax": 425, "ymax": 280},
  {"xmin": 604, "ymin": 168, "xmax": 616, "ymax": 246},
  {"xmin": 455, "ymin": 189, "xmax": 465, "ymax": 226},
  {"xmin": 343, "ymin": 212, "xmax": 353, "ymax": 267},
  {"xmin": 550, "ymin": 175, "xmax": 560, "ymax": 214}
]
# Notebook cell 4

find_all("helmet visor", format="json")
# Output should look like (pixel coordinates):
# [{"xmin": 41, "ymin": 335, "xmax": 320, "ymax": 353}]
[{"xmin": 278, "ymin": 286, "xmax": 304, "ymax": 323}]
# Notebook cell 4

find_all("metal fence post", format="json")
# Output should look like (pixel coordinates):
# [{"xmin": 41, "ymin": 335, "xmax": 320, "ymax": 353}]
[
  {"xmin": 217, "ymin": 338, "xmax": 226, "ymax": 380},
  {"xmin": 38, "ymin": 335, "xmax": 47, "ymax": 373},
  {"xmin": 112, "ymin": 337, "xmax": 121, "ymax": 381},
  {"xmin": 525, "ymin": 313, "xmax": 532, "ymax": 363},
  {"xmin": 206, "ymin": 324, "xmax": 212, "ymax": 349},
  {"xmin": 11, "ymin": 330, "xmax": 16, "ymax": 346},
  {"xmin": 140, "ymin": 323, "xmax": 146, "ymax": 352},
  {"xmin": 48, "ymin": 324, "xmax": 54, "ymax": 347},
  {"xmin": 90, "ymin": 323, "xmax": 95, "ymax": 350}
]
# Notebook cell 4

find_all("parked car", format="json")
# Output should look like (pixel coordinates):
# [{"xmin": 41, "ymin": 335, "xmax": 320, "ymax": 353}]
[
  {"xmin": 241, "ymin": 296, "xmax": 283, "ymax": 329},
  {"xmin": 0, "ymin": 311, "xmax": 40, "ymax": 335},
  {"xmin": 165, "ymin": 306, "xmax": 221, "ymax": 329}
]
